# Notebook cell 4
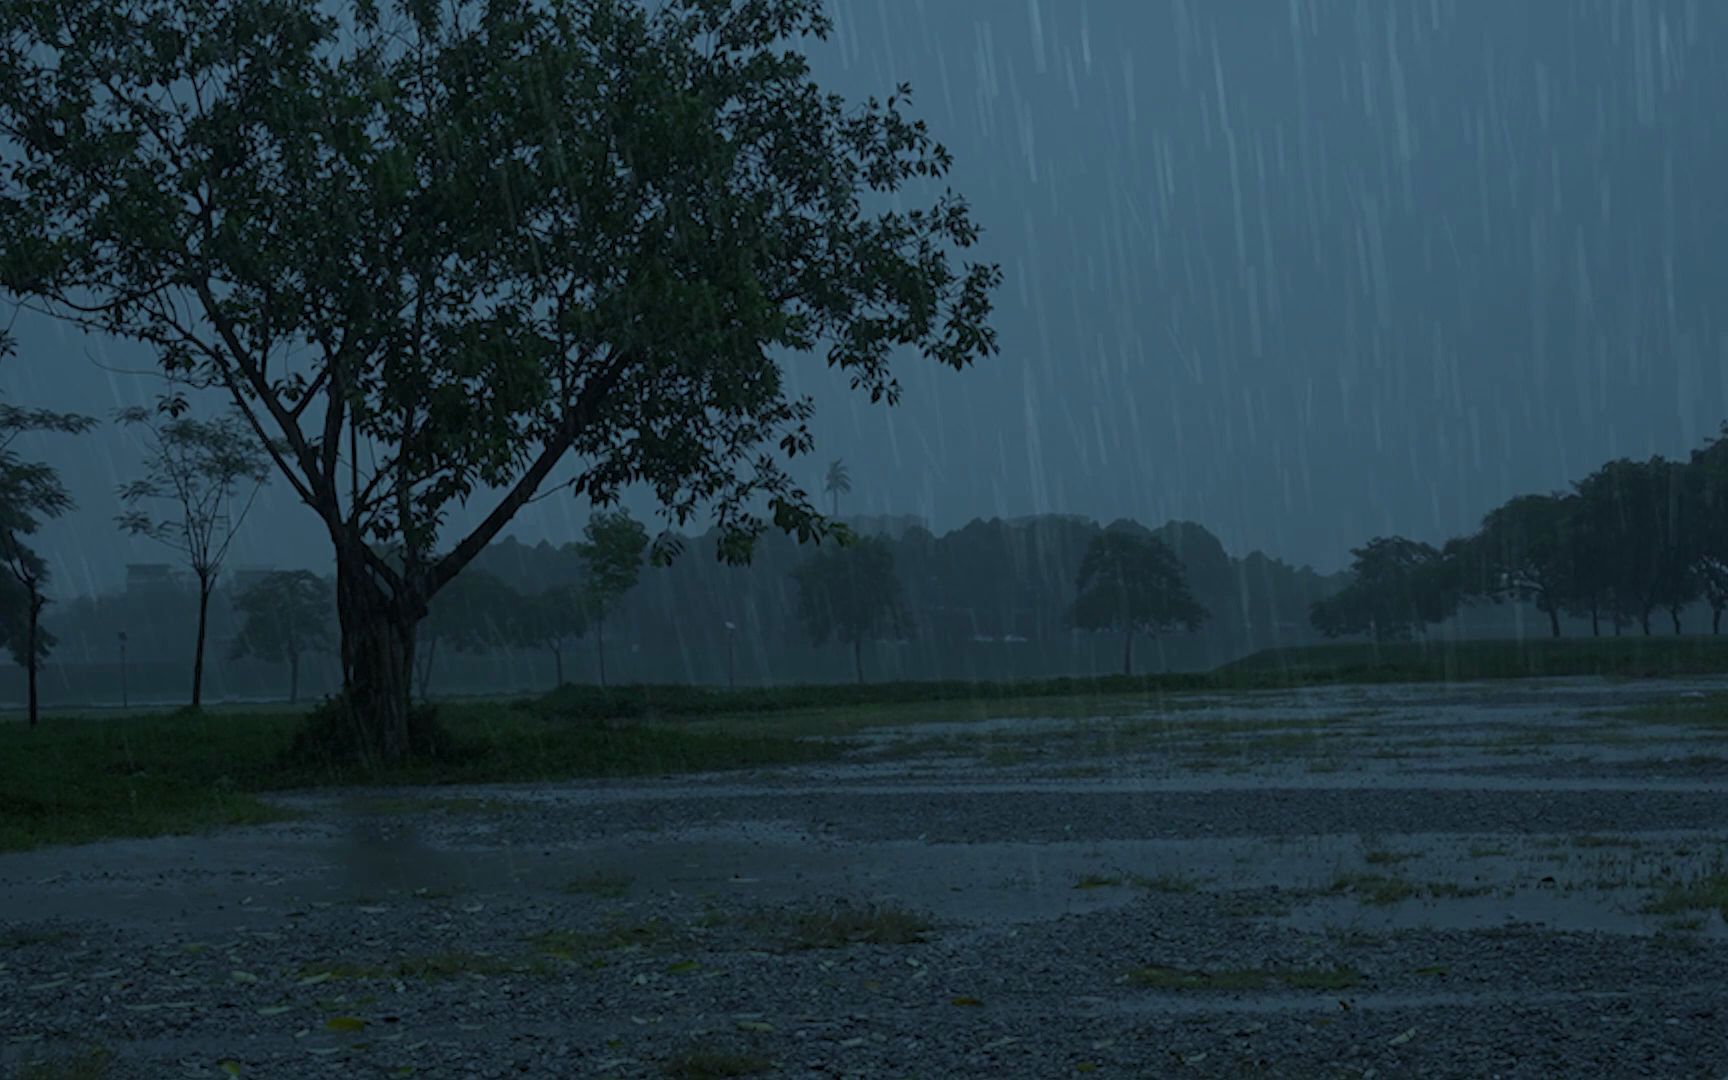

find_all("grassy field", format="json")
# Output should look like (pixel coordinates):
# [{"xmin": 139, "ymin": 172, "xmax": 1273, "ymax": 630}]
[
  {"xmin": 4, "ymin": 635, "xmax": 1727, "ymax": 853},
  {"xmin": 1220, "ymin": 636, "xmax": 1728, "ymax": 683}
]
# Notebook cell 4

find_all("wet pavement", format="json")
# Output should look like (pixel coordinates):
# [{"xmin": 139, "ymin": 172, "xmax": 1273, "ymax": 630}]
[{"xmin": 5, "ymin": 675, "xmax": 1728, "ymax": 1077}]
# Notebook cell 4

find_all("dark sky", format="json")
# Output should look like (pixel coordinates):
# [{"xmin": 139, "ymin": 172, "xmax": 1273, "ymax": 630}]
[{"xmin": 9, "ymin": 0, "xmax": 1728, "ymax": 596}]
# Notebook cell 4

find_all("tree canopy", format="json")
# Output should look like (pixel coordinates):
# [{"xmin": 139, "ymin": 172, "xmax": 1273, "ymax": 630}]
[
  {"xmin": 791, "ymin": 534, "xmax": 909, "ymax": 683},
  {"xmin": 0, "ymin": 0, "xmax": 1000, "ymax": 761},
  {"xmin": 1069, "ymin": 525, "xmax": 1207, "ymax": 676},
  {"xmin": 1310, "ymin": 536, "xmax": 1459, "ymax": 642},
  {"xmin": 0, "ymin": 385, "xmax": 96, "ymax": 725},
  {"xmin": 228, "ymin": 569, "xmax": 336, "ymax": 703}
]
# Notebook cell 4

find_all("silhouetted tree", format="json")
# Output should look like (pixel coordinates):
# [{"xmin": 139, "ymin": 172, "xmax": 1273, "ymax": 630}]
[
  {"xmin": 508, "ymin": 584, "xmax": 588, "ymax": 689},
  {"xmin": 0, "ymin": 0, "xmax": 1000, "ymax": 764},
  {"xmin": 0, "ymin": 392, "xmax": 94, "ymax": 726},
  {"xmin": 792, "ymin": 534, "xmax": 909, "ymax": 683},
  {"xmin": 1473, "ymin": 493, "xmax": 1577, "ymax": 637},
  {"xmin": 1310, "ymin": 536, "xmax": 1459, "ymax": 642},
  {"xmin": 823, "ymin": 459, "xmax": 852, "ymax": 518},
  {"xmin": 227, "ymin": 571, "xmax": 336, "ymax": 704},
  {"xmin": 1070, "ymin": 526, "xmax": 1207, "ymax": 676},
  {"xmin": 417, "ymin": 569, "xmax": 518, "ymax": 701},
  {"xmin": 1687, "ymin": 426, "xmax": 1728, "ymax": 633},
  {"xmin": 116, "ymin": 400, "xmax": 271, "ymax": 708},
  {"xmin": 575, "ymin": 512, "xmax": 648, "ymax": 688}
]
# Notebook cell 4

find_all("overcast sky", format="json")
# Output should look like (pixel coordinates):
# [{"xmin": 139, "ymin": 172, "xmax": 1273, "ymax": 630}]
[{"xmin": 8, "ymin": 0, "xmax": 1728, "ymax": 597}]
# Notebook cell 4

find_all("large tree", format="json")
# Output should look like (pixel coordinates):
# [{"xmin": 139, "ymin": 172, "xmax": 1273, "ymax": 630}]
[
  {"xmin": 0, "ymin": 0, "xmax": 999, "ymax": 763},
  {"xmin": 574, "ymin": 510, "xmax": 647, "ymax": 688},
  {"xmin": 1572, "ymin": 458, "xmax": 1696, "ymax": 636},
  {"xmin": 227, "ymin": 569, "xmax": 335, "ymax": 703},
  {"xmin": 116, "ymin": 401, "xmax": 271, "ymax": 707},
  {"xmin": 1688, "ymin": 427, "xmax": 1728, "ymax": 633},
  {"xmin": 0, "ymin": 382, "xmax": 97, "ymax": 726},
  {"xmin": 791, "ymin": 533, "xmax": 909, "ymax": 684},
  {"xmin": 507, "ymin": 584, "xmax": 588, "ymax": 690},
  {"xmin": 1070, "ymin": 525, "xmax": 1207, "ymax": 676},
  {"xmin": 417, "ymin": 568, "xmax": 517, "ymax": 701},
  {"xmin": 1473, "ymin": 493, "xmax": 1577, "ymax": 638},
  {"xmin": 1310, "ymin": 536, "xmax": 1459, "ymax": 642}
]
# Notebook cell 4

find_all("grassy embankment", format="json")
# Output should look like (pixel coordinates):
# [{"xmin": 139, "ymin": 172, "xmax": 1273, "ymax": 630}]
[{"xmin": 4, "ymin": 635, "xmax": 1727, "ymax": 852}]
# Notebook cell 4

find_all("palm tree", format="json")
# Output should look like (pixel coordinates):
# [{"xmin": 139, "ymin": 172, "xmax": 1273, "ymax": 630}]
[{"xmin": 823, "ymin": 458, "xmax": 851, "ymax": 518}]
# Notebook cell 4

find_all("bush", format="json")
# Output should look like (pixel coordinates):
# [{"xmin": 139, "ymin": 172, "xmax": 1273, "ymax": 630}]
[{"xmin": 282, "ymin": 691, "xmax": 472, "ymax": 771}]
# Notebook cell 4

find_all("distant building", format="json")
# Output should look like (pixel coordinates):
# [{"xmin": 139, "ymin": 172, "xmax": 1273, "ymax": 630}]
[
  {"xmin": 230, "ymin": 566, "xmax": 277, "ymax": 596},
  {"xmin": 125, "ymin": 563, "xmax": 188, "ymax": 596}
]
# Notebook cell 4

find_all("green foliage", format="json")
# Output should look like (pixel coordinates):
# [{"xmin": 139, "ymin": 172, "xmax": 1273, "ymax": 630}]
[
  {"xmin": 228, "ymin": 570, "xmax": 336, "ymax": 665},
  {"xmin": 1310, "ymin": 536, "xmax": 1459, "ymax": 641},
  {"xmin": 1471, "ymin": 493, "xmax": 1576, "ymax": 628},
  {"xmin": 508, "ymin": 583, "xmax": 589, "ymax": 652},
  {"xmin": 1070, "ymin": 526, "xmax": 1208, "ymax": 637},
  {"xmin": 0, "ymin": 394, "xmax": 96, "ymax": 712},
  {"xmin": 790, "ymin": 534, "xmax": 910, "ymax": 648},
  {"xmin": 576, "ymin": 511, "xmax": 649, "ymax": 621},
  {"xmin": 0, "ymin": 0, "xmax": 999, "ymax": 590}
]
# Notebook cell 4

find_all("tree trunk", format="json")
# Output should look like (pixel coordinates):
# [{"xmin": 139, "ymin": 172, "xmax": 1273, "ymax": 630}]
[
  {"xmin": 1640, "ymin": 611, "xmax": 1652, "ymax": 636},
  {"xmin": 1546, "ymin": 606, "xmax": 1561, "ymax": 638},
  {"xmin": 551, "ymin": 643, "xmax": 563, "ymax": 689},
  {"xmin": 1590, "ymin": 599, "xmax": 1600, "ymax": 637},
  {"xmin": 288, "ymin": 650, "xmax": 300, "ymax": 705},
  {"xmin": 1715, "ymin": 606, "xmax": 1723, "ymax": 635},
  {"xmin": 1671, "ymin": 607, "xmax": 1683, "ymax": 635},
  {"xmin": 333, "ymin": 548, "xmax": 420, "ymax": 767},
  {"xmin": 191, "ymin": 579, "xmax": 212, "ymax": 708},
  {"xmin": 596, "ymin": 616, "xmax": 607, "ymax": 688},
  {"xmin": 853, "ymin": 637, "xmax": 863, "ymax": 684},
  {"xmin": 1122, "ymin": 628, "xmax": 1133, "ymax": 677}
]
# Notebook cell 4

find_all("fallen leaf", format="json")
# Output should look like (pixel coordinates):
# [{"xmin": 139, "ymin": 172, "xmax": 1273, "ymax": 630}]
[
  {"xmin": 297, "ymin": 973, "xmax": 333, "ymax": 986},
  {"xmin": 219, "ymin": 1061, "xmax": 242, "ymax": 1076},
  {"xmin": 231, "ymin": 971, "xmax": 259, "ymax": 984},
  {"xmin": 1414, "ymin": 966, "xmax": 1448, "ymax": 977},
  {"xmin": 950, "ymin": 996, "xmax": 984, "ymax": 1007},
  {"xmin": 1076, "ymin": 1065, "xmax": 1098, "ymax": 1073},
  {"xmin": 257, "ymin": 1005, "xmax": 293, "ymax": 1017},
  {"xmin": 736, "ymin": 1020, "xmax": 775, "ymax": 1032},
  {"xmin": 1389, "ymin": 1027, "xmax": 1417, "ymax": 1047},
  {"xmin": 324, "ymin": 1016, "xmax": 366, "ymax": 1033},
  {"xmin": 665, "ymin": 961, "xmax": 700, "ymax": 974}
]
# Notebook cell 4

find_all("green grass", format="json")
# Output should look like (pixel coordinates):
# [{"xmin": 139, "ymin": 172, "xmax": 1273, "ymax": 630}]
[
  {"xmin": 298, "ymin": 951, "xmax": 546, "ymax": 981},
  {"xmin": 1327, "ymin": 874, "xmax": 1491, "ymax": 904},
  {"xmin": 663, "ymin": 1049, "xmax": 774, "ymax": 1078},
  {"xmin": 15, "ymin": 1048, "xmax": 112, "ymax": 1080},
  {"xmin": 1074, "ymin": 874, "xmax": 1124, "ymax": 890},
  {"xmin": 1127, "ymin": 873, "xmax": 1202, "ymax": 893},
  {"xmin": 0, "ymin": 927, "xmax": 73, "ymax": 949},
  {"xmin": 775, "ymin": 904, "xmax": 933, "ymax": 949},
  {"xmin": 1641, "ymin": 873, "xmax": 1728, "ymax": 920},
  {"xmin": 1125, "ymin": 965, "xmax": 1361, "ymax": 992},
  {"xmin": 1220, "ymin": 636, "xmax": 1728, "ymax": 683},
  {"xmin": 0, "ymin": 701, "xmax": 852, "ymax": 852},
  {"xmin": 1363, "ymin": 849, "xmax": 1418, "ymax": 866},
  {"xmin": 562, "ymin": 872, "xmax": 633, "ymax": 899}
]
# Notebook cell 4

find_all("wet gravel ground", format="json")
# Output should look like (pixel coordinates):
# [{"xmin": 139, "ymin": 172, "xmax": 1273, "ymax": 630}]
[{"xmin": 6, "ymin": 677, "xmax": 1728, "ymax": 1079}]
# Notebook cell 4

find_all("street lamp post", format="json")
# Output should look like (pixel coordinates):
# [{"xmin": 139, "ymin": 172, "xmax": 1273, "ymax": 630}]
[
  {"xmin": 118, "ymin": 631, "xmax": 128, "ymax": 710},
  {"xmin": 724, "ymin": 621, "xmax": 737, "ymax": 691}
]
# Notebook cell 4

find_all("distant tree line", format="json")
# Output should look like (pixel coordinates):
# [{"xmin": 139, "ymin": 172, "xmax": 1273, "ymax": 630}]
[{"xmin": 1312, "ymin": 428, "xmax": 1728, "ymax": 642}]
